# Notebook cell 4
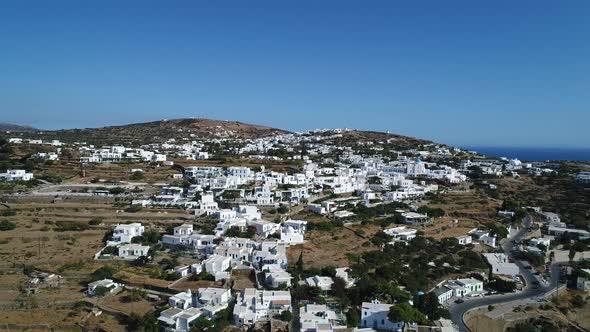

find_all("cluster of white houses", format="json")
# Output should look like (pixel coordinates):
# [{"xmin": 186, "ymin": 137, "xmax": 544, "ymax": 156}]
[
  {"xmin": 79, "ymin": 145, "xmax": 167, "ymax": 163},
  {"xmin": 93, "ymin": 214, "xmax": 453, "ymax": 332},
  {"xmin": 0, "ymin": 169, "xmax": 34, "ymax": 182},
  {"xmin": 151, "ymin": 203, "xmax": 309, "ymax": 331},
  {"xmin": 104, "ymin": 204, "xmax": 407, "ymax": 332},
  {"xmin": 125, "ymin": 154, "xmax": 468, "ymax": 223}
]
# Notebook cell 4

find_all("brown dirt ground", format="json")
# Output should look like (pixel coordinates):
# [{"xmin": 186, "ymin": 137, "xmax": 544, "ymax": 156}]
[{"xmin": 287, "ymin": 224, "xmax": 381, "ymax": 269}]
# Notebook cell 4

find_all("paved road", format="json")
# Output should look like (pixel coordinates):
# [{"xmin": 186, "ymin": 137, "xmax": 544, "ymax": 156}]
[
  {"xmin": 14, "ymin": 181, "xmax": 157, "ymax": 197},
  {"xmin": 449, "ymin": 215, "xmax": 562, "ymax": 331}
]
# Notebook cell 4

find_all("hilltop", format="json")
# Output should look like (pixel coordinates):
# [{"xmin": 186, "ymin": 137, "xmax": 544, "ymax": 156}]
[
  {"xmin": 20, "ymin": 118, "xmax": 290, "ymax": 145},
  {"xmin": 0, "ymin": 122, "xmax": 38, "ymax": 132}
]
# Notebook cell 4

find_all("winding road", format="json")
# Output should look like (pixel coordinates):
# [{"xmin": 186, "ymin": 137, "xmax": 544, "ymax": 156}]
[{"xmin": 449, "ymin": 215, "xmax": 562, "ymax": 331}]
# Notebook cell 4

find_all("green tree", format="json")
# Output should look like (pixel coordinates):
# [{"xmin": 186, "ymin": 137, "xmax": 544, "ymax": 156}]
[
  {"xmin": 127, "ymin": 288, "xmax": 147, "ymax": 302},
  {"xmin": 190, "ymin": 316, "xmax": 214, "ymax": 331},
  {"xmin": 388, "ymin": 303, "xmax": 427, "ymax": 329},
  {"xmin": 346, "ymin": 306, "xmax": 361, "ymax": 327},
  {"xmin": 416, "ymin": 293, "xmax": 442, "ymax": 320},
  {"xmin": 277, "ymin": 205, "xmax": 289, "ymax": 214},
  {"xmin": 296, "ymin": 251, "xmax": 304, "ymax": 275},
  {"xmin": 93, "ymin": 286, "xmax": 111, "ymax": 297},
  {"xmin": 278, "ymin": 310, "xmax": 293, "ymax": 322},
  {"xmin": 569, "ymin": 246, "xmax": 576, "ymax": 261},
  {"xmin": 130, "ymin": 171, "xmax": 145, "ymax": 181},
  {"xmin": 91, "ymin": 265, "xmax": 115, "ymax": 280}
]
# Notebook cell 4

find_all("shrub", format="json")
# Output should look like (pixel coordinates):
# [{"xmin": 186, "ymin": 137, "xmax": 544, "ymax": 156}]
[
  {"xmin": 165, "ymin": 272, "xmax": 182, "ymax": 281},
  {"xmin": 0, "ymin": 209, "xmax": 16, "ymax": 217},
  {"xmin": 130, "ymin": 171, "xmax": 145, "ymax": 181},
  {"xmin": 127, "ymin": 288, "xmax": 147, "ymax": 302},
  {"xmin": 108, "ymin": 187, "xmax": 126, "ymax": 195},
  {"xmin": 58, "ymin": 261, "xmax": 86, "ymax": 272},
  {"xmin": 0, "ymin": 219, "xmax": 16, "ymax": 231},
  {"xmin": 125, "ymin": 205, "xmax": 143, "ymax": 213},
  {"xmin": 54, "ymin": 220, "xmax": 89, "ymax": 232},
  {"xmin": 571, "ymin": 295, "xmax": 586, "ymax": 308},
  {"xmin": 88, "ymin": 217, "xmax": 103, "ymax": 225},
  {"xmin": 189, "ymin": 271, "xmax": 215, "ymax": 281}
]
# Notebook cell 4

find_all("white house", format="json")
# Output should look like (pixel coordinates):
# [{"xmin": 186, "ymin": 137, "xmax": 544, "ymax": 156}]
[
  {"xmin": 169, "ymin": 290, "xmax": 194, "ymax": 309},
  {"xmin": 237, "ymin": 205, "xmax": 262, "ymax": 221},
  {"xmin": 335, "ymin": 267, "xmax": 355, "ymax": 288},
  {"xmin": 483, "ymin": 253, "xmax": 519, "ymax": 277},
  {"xmin": 280, "ymin": 219, "xmax": 307, "ymax": 244},
  {"xmin": 456, "ymin": 235, "xmax": 473, "ymax": 245},
  {"xmin": 193, "ymin": 287, "xmax": 232, "ymax": 317},
  {"xmin": 213, "ymin": 246, "xmax": 252, "ymax": 266},
  {"xmin": 433, "ymin": 286, "xmax": 454, "ymax": 304},
  {"xmin": 87, "ymin": 279, "xmax": 121, "ymax": 297},
  {"xmin": 300, "ymin": 304, "xmax": 343, "ymax": 332},
  {"xmin": 479, "ymin": 234, "xmax": 497, "ymax": 248},
  {"xmin": 266, "ymin": 270, "xmax": 292, "ymax": 288},
  {"xmin": 541, "ymin": 212, "xmax": 561, "ymax": 224},
  {"xmin": 158, "ymin": 307, "xmax": 203, "ymax": 332},
  {"xmin": 497, "ymin": 210, "xmax": 515, "ymax": 218},
  {"xmin": 196, "ymin": 192, "xmax": 219, "ymax": 216},
  {"xmin": 0, "ymin": 169, "xmax": 34, "ymax": 182},
  {"xmin": 228, "ymin": 167, "xmax": 252, "ymax": 179},
  {"xmin": 384, "ymin": 226, "xmax": 417, "ymax": 245},
  {"xmin": 401, "ymin": 212, "xmax": 430, "ymax": 225},
  {"xmin": 360, "ymin": 300, "xmax": 403, "ymax": 331},
  {"xmin": 174, "ymin": 224, "xmax": 194, "ymax": 237},
  {"xmin": 529, "ymin": 237, "xmax": 551, "ymax": 248},
  {"xmin": 249, "ymin": 219, "xmax": 280, "ymax": 238},
  {"xmin": 305, "ymin": 276, "xmax": 334, "ymax": 291},
  {"xmin": 152, "ymin": 153, "xmax": 167, "ymax": 162},
  {"xmin": 203, "ymin": 255, "xmax": 231, "ymax": 275},
  {"xmin": 118, "ymin": 243, "xmax": 150, "ymax": 259},
  {"xmin": 233, "ymin": 288, "xmax": 292, "ymax": 326},
  {"xmin": 111, "ymin": 223, "xmax": 144, "ymax": 244},
  {"xmin": 575, "ymin": 172, "xmax": 590, "ymax": 184},
  {"xmin": 442, "ymin": 278, "xmax": 484, "ymax": 298},
  {"xmin": 253, "ymin": 241, "xmax": 288, "ymax": 270}
]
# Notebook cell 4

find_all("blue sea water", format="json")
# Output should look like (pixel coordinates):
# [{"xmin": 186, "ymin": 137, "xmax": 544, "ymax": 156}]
[{"xmin": 461, "ymin": 147, "xmax": 590, "ymax": 162}]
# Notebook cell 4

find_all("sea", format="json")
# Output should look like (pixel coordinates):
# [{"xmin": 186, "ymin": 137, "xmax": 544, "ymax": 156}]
[{"xmin": 461, "ymin": 146, "xmax": 590, "ymax": 162}]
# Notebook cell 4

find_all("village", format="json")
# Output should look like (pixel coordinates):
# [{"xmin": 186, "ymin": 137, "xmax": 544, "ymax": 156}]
[{"xmin": 1, "ymin": 127, "xmax": 589, "ymax": 332}]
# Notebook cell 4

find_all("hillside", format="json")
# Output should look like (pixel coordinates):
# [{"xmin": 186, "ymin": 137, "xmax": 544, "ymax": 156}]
[
  {"xmin": 0, "ymin": 123, "xmax": 38, "ymax": 132},
  {"xmin": 2, "ymin": 118, "xmax": 434, "ymax": 150},
  {"xmin": 328, "ymin": 129, "xmax": 432, "ymax": 150},
  {"xmin": 20, "ymin": 118, "xmax": 290, "ymax": 145}
]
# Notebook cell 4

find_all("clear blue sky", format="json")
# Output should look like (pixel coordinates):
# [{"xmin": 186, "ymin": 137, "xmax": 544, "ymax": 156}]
[{"xmin": 1, "ymin": 1, "xmax": 589, "ymax": 148}]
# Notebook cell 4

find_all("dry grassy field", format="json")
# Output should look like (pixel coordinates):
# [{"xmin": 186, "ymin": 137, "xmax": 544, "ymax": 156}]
[
  {"xmin": 287, "ymin": 224, "xmax": 381, "ymax": 269},
  {"xmin": 0, "ymin": 195, "xmax": 198, "ymax": 330}
]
